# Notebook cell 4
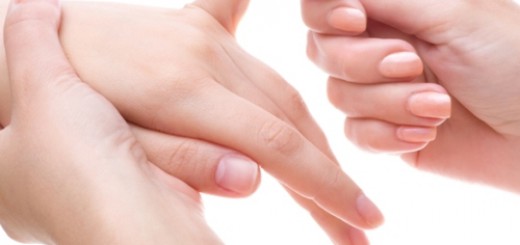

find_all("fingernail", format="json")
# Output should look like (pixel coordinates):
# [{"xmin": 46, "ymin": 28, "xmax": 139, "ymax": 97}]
[
  {"xmin": 348, "ymin": 228, "xmax": 369, "ymax": 245},
  {"xmin": 356, "ymin": 193, "xmax": 384, "ymax": 228},
  {"xmin": 408, "ymin": 91, "xmax": 451, "ymax": 118},
  {"xmin": 328, "ymin": 7, "xmax": 366, "ymax": 33},
  {"xmin": 216, "ymin": 155, "xmax": 259, "ymax": 195},
  {"xmin": 397, "ymin": 126, "xmax": 436, "ymax": 143},
  {"xmin": 379, "ymin": 52, "xmax": 423, "ymax": 78}
]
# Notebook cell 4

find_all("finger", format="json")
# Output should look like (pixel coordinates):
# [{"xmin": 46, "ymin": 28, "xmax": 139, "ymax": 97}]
[
  {"xmin": 223, "ymin": 53, "xmax": 338, "ymax": 160},
  {"xmin": 190, "ymin": 0, "xmax": 249, "ymax": 34},
  {"xmin": 211, "ymin": 57, "xmax": 368, "ymax": 234},
  {"xmin": 328, "ymin": 77, "xmax": 451, "ymax": 126},
  {"xmin": 128, "ymin": 83, "xmax": 384, "ymax": 229},
  {"xmin": 287, "ymin": 189, "xmax": 369, "ymax": 245},
  {"xmin": 257, "ymin": 78, "xmax": 338, "ymax": 163},
  {"xmin": 360, "ymin": 0, "xmax": 469, "ymax": 36},
  {"xmin": 301, "ymin": 0, "xmax": 366, "ymax": 34},
  {"xmin": 308, "ymin": 32, "xmax": 423, "ymax": 83},
  {"xmin": 4, "ymin": 0, "xmax": 75, "ymax": 102},
  {"xmin": 131, "ymin": 125, "xmax": 260, "ymax": 198},
  {"xmin": 345, "ymin": 118, "xmax": 434, "ymax": 153}
]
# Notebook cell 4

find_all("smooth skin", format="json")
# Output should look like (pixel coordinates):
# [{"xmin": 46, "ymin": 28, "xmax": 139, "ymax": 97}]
[
  {"xmin": 0, "ymin": 0, "xmax": 221, "ymax": 243},
  {"xmin": 303, "ymin": 0, "xmax": 520, "ymax": 193},
  {"xmin": 0, "ymin": 0, "xmax": 384, "ymax": 244}
]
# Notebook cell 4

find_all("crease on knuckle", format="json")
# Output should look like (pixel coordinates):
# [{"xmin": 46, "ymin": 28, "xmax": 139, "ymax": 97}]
[
  {"xmin": 163, "ymin": 140, "xmax": 200, "ymax": 176},
  {"xmin": 259, "ymin": 120, "xmax": 302, "ymax": 155}
]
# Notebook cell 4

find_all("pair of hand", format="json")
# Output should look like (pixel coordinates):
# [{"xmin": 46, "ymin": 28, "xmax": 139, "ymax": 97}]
[
  {"xmin": 303, "ymin": 0, "xmax": 520, "ymax": 192},
  {"xmin": 0, "ymin": 0, "xmax": 383, "ymax": 244}
]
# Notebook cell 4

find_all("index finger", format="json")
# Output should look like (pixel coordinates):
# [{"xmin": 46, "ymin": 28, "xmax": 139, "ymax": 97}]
[{"xmin": 134, "ymin": 83, "xmax": 384, "ymax": 229}]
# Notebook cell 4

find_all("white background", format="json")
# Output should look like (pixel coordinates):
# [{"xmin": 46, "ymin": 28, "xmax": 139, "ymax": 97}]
[{"xmin": 3, "ymin": 0, "xmax": 520, "ymax": 245}]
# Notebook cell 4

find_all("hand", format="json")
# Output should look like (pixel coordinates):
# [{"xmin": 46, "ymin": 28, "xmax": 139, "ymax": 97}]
[
  {"xmin": 0, "ymin": 0, "xmax": 221, "ymax": 244},
  {"xmin": 0, "ymin": 0, "xmax": 384, "ymax": 244},
  {"xmin": 62, "ymin": 0, "xmax": 383, "ymax": 238},
  {"xmin": 0, "ymin": 1, "xmax": 260, "ymax": 199},
  {"xmin": 303, "ymin": 0, "xmax": 520, "ymax": 192}
]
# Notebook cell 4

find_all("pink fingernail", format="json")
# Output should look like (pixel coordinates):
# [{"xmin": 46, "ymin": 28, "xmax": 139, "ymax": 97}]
[
  {"xmin": 379, "ymin": 52, "xmax": 423, "ymax": 78},
  {"xmin": 408, "ymin": 91, "xmax": 452, "ymax": 119},
  {"xmin": 397, "ymin": 126, "xmax": 437, "ymax": 143},
  {"xmin": 328, "ymin": 7, "xmax": 366, "ymax": 33},
  {"xmin": 216, "ymin": 155, "xmax": 259, "ymax": 195},
  {"xmin": 356, "ymin": 193, "xmax": 384, "ymax": 228}
]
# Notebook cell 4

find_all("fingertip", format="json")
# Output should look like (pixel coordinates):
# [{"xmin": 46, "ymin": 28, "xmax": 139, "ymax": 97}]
[
  {"xmin": 328, "ymin": 7, "xmax": 366, "ymax": 33},
  {"xmin": 379, "ymin": 52, "xmax": 423, "ymax": 79},
  {"xmin": 215, "ymin": 154, "xmax": 260, "ymax": 196},
  {"xmin": 408, "ymin": 91, "xmax": 452, "ymax": 119},
  {"xmin": 356, "ymin": 193, "xmax": 384, "ymax": 229},
  {"xmin": 396, "ymin": 126, "xmax": 437, "ymax": 143},
  {"xmin": 345, "ymin": 118, "xmax": 430, "ymax": 154}
]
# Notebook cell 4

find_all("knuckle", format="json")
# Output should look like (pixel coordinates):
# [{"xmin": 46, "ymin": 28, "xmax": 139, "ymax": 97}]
[
  {"xmin": 164, "ymin": 140, "xmax": 201, "ymax": 175},
  {"xmin": 285, "ymin": 88, "xmax": 311, "ymax": 121},
  {"xmin": 183, "ymin": 28, "xmax": 222, "ymax": 62},
  {"xmin": 193, "ymin": 39, "xmax": 219, "ymax": 60},
  {"xmin": 258, "ymin": 120, "xmax": 303, "ymax": 155}
]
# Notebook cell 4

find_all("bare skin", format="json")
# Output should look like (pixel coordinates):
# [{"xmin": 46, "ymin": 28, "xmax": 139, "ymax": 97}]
[{"xmin": 303, "ymin": 0, "xmax": 520, "ymax": 193}]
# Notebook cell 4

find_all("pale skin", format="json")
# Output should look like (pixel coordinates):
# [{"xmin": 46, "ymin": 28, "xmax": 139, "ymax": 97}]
[
  {"xmin": 302, "ymin": 0, "xmax": 520, "ymax": 194},
  {"xmin": 0, "ymin": 0, "xmax": 384, "ymax": 244},
  {"xmin": 0, "ymin": 0, "xmax": 221, "ymax": 243}
]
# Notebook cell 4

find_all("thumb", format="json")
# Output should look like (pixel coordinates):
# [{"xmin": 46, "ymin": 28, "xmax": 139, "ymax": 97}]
[
  {"xmin": 4, "ymin": 0, "xmax": 76, "ymax": 104},
  {"xmin": 191, "ymin": 0, "xmax": 249, "ymax": 34},
  {"xmin": 361, "ymin": 0, "xmax": 475, "ymax": 41}
]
